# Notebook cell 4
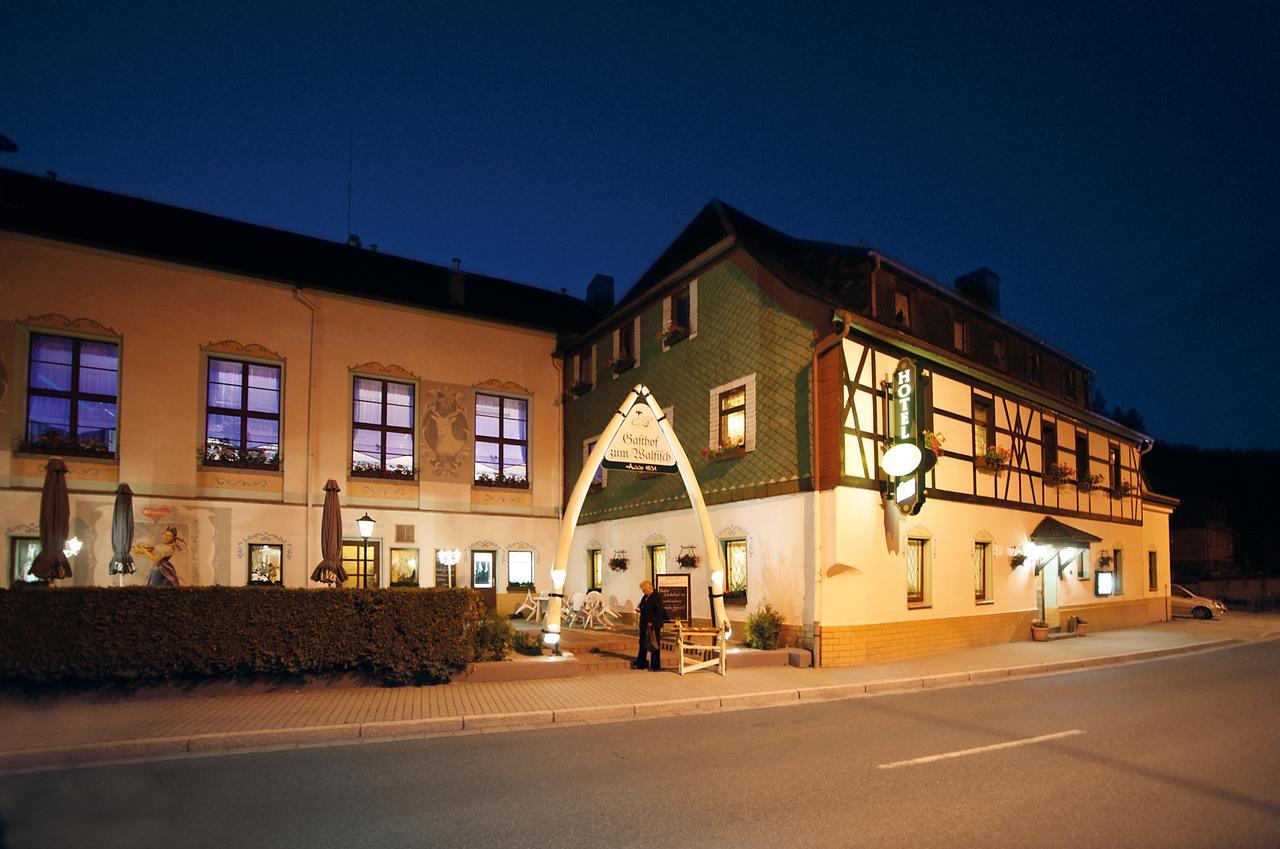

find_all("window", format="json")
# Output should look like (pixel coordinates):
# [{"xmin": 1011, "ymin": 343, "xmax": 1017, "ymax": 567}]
[
  {"xmin": 352, "ymin": 377, "xmax": 414, "ymax": 479},
  {"xmin": 1112, "ymin": 548, "xmax": 1124, "ymax": 595},
  {"xmin": 1064, "ymin": 369, "xmax": 1078, "ymax": 400},
  {"xmin": 723, "ymin": 538, "xmax": 748, "ymax": 603},
  {"xmin": 248, "ymin": 543, "xmax": 283, "ymax": 586},
  {"xmin": 718, "ymin": 386, "xmax": 746, "ymax": 450},
  {"xmin": 1109, "ymin": 445, "xmax": 1122, "ymax": 492},
  {"xmin": 1076, "ymin": 432, "xmax": 1090, "ymax": 484},
  {"xmin": 24, "ymin": 333, "xmax": 120, "ymax": 457},
  {"xmin": 1078, "ymin": 550, "xmax": 1090, "ymax": 580},
  {"xmin": 435, "ymin": 550, "xmax": 456, "ymax": 588},
  {"xmin": 507, "ymin": 550, "xmax": 534, "ymax": 587},
  {"xmin": 10, "ymin": 537, "xmax": 41, "ymax": 585},
  {"xmin": 1025, "ymin": 351, "xmax": 1042, "ymax": 384},
  {"xmin": 587, "ymin": 548, "xmax": 603, "ymax": 591},
  {"xmin": 471, "ymin": 550, "xmax": 495, "ymax": 588},
  {"xmin": 893, "ymin": 291, "xmax": 911, "ymax": 327},
  {"xmin": 953, "ymin": 319, "xmax": 969, "ymax": 353},
  {"xmin": 390, "ymin": 548, "xmax": 419, "ymax": 587},
  {"xmin": 612, "ymin": 319, "xmax": 637, "ymax": 374},
  {"xmin": 647, "ymin": 544, "xmax": 667, "ymax": 584},
  {"xmin": 205, "ymin": 358, "xmax": 281, "ymax": 468},
  {"xmin": 709, "ymin": 375, "xmax": 756, "ymax": 455},
  {"xmin": 584, "ymin": 437, "xmax": 605, "ymax": 488},
  {"xmin": 662, "ymin": 282, "xmax": 695, "ymax": 345},
  {"xmin": 474, "ymin": 394, "xmax": 528, "ymax": 486},
  {"xmin": 993, "ymin": 336, "xmax": 1007, "ymax": 369},
  {"xmin": 1042, "ymin": 419, "xmax": 1058, "ymax": 472},
  {"xmin": 974, "ymin": 542, "xmax": 992, "ymax": 602},
  {"xmin": 341, "ymin": 540, "xmax": 380, "ymax": 588},
  {"xmin": 1148, "ymin": 551, "xmax": 1158, "ymax": 592},
  {"xmin": 574, "ymin": 348, "xmax": 593, "ymax": 392},
  {"xmin": 973, "ymin": 398, "xmax": 995, "ymax": 458},
  {"xmin": 906, "ymin": 537, "xmax": 930, "ymax": 607}
]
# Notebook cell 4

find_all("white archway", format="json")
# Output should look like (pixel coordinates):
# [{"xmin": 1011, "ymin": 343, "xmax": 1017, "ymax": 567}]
[{"xmin": 544, "ymin": 385, "xmax": 728, "ymax": 647}]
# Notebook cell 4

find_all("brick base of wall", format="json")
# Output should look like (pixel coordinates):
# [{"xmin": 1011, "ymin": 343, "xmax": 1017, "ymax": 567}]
[
  {"xmin": 1060, "ymin": 598, "xmax": 1166, "ymax": 632},
  {"xmin": 818, "ymin": 610, "xmax": 1038, "ymax": 667}
]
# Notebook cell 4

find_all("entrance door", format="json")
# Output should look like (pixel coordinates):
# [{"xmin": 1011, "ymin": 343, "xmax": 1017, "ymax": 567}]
[
  {"xmin": 647, "ymin": 544, "xmax": 667, "ymax": 584},
  {"xmin": 471, "ymin": 550, "xmax": 497, "ymax": 609},
  {"xmin": 1038, "ymin": 554, "xmax": 1061, "ymax": 628},
  {"xmin": 342, "ymin": 540, "xmax": 381, "ymax": 588}
]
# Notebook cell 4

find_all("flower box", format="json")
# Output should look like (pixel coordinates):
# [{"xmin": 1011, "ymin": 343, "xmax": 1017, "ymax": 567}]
[
  {"xmin": 18, "ymin": 435, "xmax": 115, "ymax": 460},
  {"xmin": 976, "ymin": 446, "xmax": 1011, "ymax": 474},
  {"xmin": 473, "ymin": 473, "xmax": 529, "ymax": 489},
  {"xmin": 570, "ymin": 380, "xmax": 592, "ymax": 397},
  {"xmin": 1111, "ymin": 481, "xmax": 1137, "ymax": 499},
  {"xmin": 607, "ymin": 355, "xmax": 635, "ymax": 375},
  {"xmin": 657, "ymin": 323, "xmax": 688, "ymax": 346},
  {"xmin": 351, "ymin": 462, "xmax": 416, "ymax": 481},
  {"xmin": 1077, "ymin": 473, "xmax": 1104, "ymax": 492},
  {"xmin": 201, "ymin": 446, "xmax": 280, "ymax": 471},
  {"xmin": 701, "ymin": 442, "xmax": 746, "ymax": 462},
  {"xmin": 1043, "ymin": 462, "xmax": 1075, "ymax": 487}
]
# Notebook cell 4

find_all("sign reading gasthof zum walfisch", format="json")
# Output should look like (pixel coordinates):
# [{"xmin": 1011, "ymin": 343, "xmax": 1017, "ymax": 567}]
[{"xmin": 602, "ymin": 401, "xmax": 677, "ymax": 473}]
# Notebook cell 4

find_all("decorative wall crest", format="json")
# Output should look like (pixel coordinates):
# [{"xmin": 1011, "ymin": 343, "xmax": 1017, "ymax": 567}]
[
  {"xmin": 203, "ymin": 340, "xmax": 285, "ymax": 361},
  {"xmin": 22, "ymin": 314, "xmax": 120, "ymax": 337},
  {"xmin": 643, "ymin": 532, "xmax": 668, "ymax": 545},
  {"xmin": 237, "ymin": 531, "xmax": 293, "ymax": 561},
  {"xmin": 4, "ymin": 523, "xmax": 38, "ymax": 536},
  {"xmin": 352, "ymin": 361, "xmax": 418, "ymax": 379},
  {"xmin": 717, "ymin": 525, "xmax": 747, "ymax": 539},
  {"xmin": 473, "ymin": 378, "xmax": 531, "ymax": 396},
  {"xmin": 468, "ymin": 539, "xmax": 498, "ymax": 551}
]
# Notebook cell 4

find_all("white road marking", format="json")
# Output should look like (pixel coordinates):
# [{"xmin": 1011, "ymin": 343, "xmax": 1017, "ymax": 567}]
[{"xmin": 877, "ymin": 729, "xmax": 1084, "ymax": 770}]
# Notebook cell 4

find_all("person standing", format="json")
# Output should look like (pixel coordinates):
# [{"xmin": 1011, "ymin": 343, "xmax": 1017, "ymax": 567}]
[{"xmin": 634, "ymin": 580, "xmax": 668, "ymax": 671}]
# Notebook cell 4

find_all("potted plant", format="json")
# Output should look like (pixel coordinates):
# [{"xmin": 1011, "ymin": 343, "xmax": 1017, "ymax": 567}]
[
  {"xmin": 351, "ymin": 460, "xmax": 416, "ymax": 480},
  {"xmin": 656, "ymin": 321, "xmax": 687, "ymax": 346},
  {"xmin": 570, "ymin": 379, "xmax": 592, "ymax": 397},
  {"xmin": 1031, "ymin": 619, "xmax": 1050, "ymax": 641},
  {"xmin": 977, "ymin": 445, "xmax": 1011, "ymax": 473},
  {"xmin": 608, "ymin": 552, "xmax": 629, "ymax": 572},
  {"xmin": 607, "ymin": 354, "xmax": 635, "ymax": 375},
  {"xmin": 676, "ymin": 547, "xmax": 698, "ymax": 569},
  {"xmin": 1074, "ymin": 617, "xmax": 1089, "ymax": 637},
  {"xmin": 474, "ymin": 472, "xmax": 529, "ymax": 489},
  {"xmin": 1111, "ymin": 481, "xmax": 1137, "ymax": 499},
  {"xmin": 1044, "ymin": 461, "xmax": 1075, "ymax": 487},
  {"xmin": 923, "ymin": 430, "xmax": 945, "ymax": 458}
]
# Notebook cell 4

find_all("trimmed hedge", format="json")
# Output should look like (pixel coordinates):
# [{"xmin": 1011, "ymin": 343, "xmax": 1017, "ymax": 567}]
[{"xmin": 0, "ymin": 586, "xmax": 486, "ymax": 687}]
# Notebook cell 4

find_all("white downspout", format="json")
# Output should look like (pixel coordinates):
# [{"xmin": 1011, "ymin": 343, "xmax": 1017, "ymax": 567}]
[{"xmin": 293, "ymin": 289, "xmax": 318, "ymax": 585}]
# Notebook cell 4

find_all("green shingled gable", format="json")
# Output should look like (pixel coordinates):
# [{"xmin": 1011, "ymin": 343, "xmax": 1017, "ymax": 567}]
[{"xmin": 564, "ymin": 257, "xmax": 815, "ymax": 523}]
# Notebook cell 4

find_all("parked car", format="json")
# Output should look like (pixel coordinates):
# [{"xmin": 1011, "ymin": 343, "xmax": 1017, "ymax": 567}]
[{"xmin": 1171, "ymin": 584, "xmax": 1228, "ymax": 620}]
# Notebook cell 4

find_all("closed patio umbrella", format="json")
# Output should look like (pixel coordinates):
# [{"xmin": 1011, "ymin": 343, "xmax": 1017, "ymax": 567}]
[
  {"xmin": 108, "ymin": 483, "xmax": 135, "ymax": 579},
  {"xmin": 310, "ymin": 479, "xmax": 348, "ymax": 585},
  {"xmin": 29, "ymin": 458, "xmax": 71, "ymax": 581}
]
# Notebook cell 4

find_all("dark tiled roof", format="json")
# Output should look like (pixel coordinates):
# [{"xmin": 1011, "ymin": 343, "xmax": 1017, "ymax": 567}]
[
  {"xmin": 0, "ymin": 168, "xmax": 594, "ymax": 334},
  {"xmin": 1029, "ymin": 516, "xmax": 1104, "ymax": 545},
  {"xmin": 614, "ymin": 198, "xmax": 1091, "ymax": 372}
]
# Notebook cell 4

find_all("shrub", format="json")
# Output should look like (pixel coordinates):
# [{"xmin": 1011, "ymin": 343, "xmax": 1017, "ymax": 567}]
[
  {"xmin": 512, "ymin": 630, "xmax": 543, "ymax": 656},
  {"xmin": 744, "ymin": 602, "xmax": 784, "ymax": 650},
  {"xmin": 0, "ymin": 586, "xmax": 485, "ymax": 687},
  {"xmin": 472, "ymin": 608, "xmax": 515, "ymax": 662}
]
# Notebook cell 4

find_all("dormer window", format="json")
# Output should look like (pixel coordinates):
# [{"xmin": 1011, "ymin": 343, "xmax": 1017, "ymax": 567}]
[
  {"xmin": 993, "ymin": 336, "xmax": 1007, "ymax": 369},
  {"xmin": 1026, "ymin": 351, "xmax": 1042, "ymax": 384},
  {"xmin": 1064, "ymin": 369, "xmax": 1078, "ymax": 400},
  {"xmin": 953, "ymin": 319, "xmax": 969, "ymax": 353}
]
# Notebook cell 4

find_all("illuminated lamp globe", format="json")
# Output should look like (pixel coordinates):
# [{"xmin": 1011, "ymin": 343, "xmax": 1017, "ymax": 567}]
[
  {"xmin": 882, "ymin": 442, "xmax": 923, "ymax": 478},
  {"xmin": 356, "ymin": 513, "xmax": 375, "ymax": 540}
]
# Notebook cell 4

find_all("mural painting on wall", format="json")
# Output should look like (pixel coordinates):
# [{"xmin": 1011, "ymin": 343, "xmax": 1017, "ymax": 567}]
[
  {"xmin": 132, "ymin": 506, "xmax": 198, "ymax": 587},
  {"xmin": 421, "ymin": 382, "xmax": 473, "ymax": 481}
]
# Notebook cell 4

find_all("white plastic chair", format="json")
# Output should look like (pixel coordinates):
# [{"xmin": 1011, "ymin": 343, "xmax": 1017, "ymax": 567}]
[
  {"xmin": 597, "ymin": 595, "xmax": 622, "ymax": 626},
  {"xmin": 563, "ymin": 591, "xmax": 587, "ymax": 628},
  {"xmin": 583, "ymin": 590, "xmax": 606, "ymax": 629},
  {"xmin": 513, "ymin": 589, "xmax": 538, "ymax": 620}
]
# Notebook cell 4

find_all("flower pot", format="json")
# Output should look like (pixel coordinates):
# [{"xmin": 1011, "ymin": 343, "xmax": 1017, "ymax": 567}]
[
  {"xmin": 1031, "ymin": 625, "xmax": 1050, "ymax": 642},
  {"xmin": 1075, "ymin": 623, "xmax": 1088, "ymax": 637}
]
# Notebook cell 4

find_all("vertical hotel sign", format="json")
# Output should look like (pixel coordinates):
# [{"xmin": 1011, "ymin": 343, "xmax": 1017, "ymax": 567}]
[{"xmin": 885, "ymin": 357, "xmax": 929, "ymax": 515}]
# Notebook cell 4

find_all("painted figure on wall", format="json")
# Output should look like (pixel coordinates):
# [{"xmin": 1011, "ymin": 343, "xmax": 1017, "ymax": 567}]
[
  {"xmin": 134, "ymin": 526, "xmax": 184, "ymax": 587},
  {"xmin": 422, "ymin": 388, "xmax": 470, "ymax": 477}
]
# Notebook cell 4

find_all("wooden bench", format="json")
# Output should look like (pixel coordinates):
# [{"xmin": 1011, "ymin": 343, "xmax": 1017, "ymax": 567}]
[{"xmin": 670, "ymin": 622, "xmax": 726, "ymax": 676}]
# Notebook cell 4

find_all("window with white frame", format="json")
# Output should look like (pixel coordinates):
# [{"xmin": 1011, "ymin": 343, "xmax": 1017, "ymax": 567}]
[
  {"xmin": 507, "ymin": 550, "xmax": 534, "ymax": 588},
  {"xmin": 907, "ymin": 537, "xmax": 931, "ymax": 607},
  {"xmin": 723, "ymin": 538, "xmax": 748, "ymax": 603},
  {"xmin": 610, "ymin": 318, "xmax": 639, "ymax": 375},
  {"xmin": 583, "ymin": 437, "xmax": 605, "ymax": 488},
  {"xmin": 707, "ymin": 375, "xmax": 756, "ymax": 455},
  {"xmin": 661, "ymin": 279, "xmax": 697, "ymax": 346},
  {"xmin": 974, "ymin": 541, "xmax": 993, "ymax": 603}
]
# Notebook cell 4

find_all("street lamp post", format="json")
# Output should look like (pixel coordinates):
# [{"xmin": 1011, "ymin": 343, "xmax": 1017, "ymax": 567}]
[{"xmin": 356, "ymin": 513, "xmax": 375, "ymax": 587}]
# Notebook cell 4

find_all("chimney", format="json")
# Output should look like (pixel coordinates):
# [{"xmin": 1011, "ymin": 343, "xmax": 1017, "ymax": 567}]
[
  {"xmin": 585, "ymin": 273, "xmax": 615, "ymax": 317},
  {"xmin": 954, "ymin": 267, "xmax": 1000, "ymax": 313},
  {"xmin": 448, "ymin": 258, "xmax": 465, "ymax": 307}
]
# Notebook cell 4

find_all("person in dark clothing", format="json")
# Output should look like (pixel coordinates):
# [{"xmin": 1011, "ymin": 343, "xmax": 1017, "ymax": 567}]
[{"xmin": 634, "ymin": 579, "xmax": 669, "ymax": 671}]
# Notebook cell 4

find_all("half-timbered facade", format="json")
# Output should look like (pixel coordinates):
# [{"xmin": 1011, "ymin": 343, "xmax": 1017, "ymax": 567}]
[{"xmin": 562, "ymin": 200, "xmax": 1175, "ymax": 665}]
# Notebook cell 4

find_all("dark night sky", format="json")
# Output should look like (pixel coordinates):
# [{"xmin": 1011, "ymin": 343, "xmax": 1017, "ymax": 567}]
[{"xmin": 4, "ymin": 1, "xmax": 1277, "ymax": 448}]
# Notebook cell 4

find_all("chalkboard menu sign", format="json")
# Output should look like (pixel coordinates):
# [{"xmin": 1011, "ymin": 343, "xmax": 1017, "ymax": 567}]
[{"xmin": 656, "ymin": 573, "xmax": 691, "ymax": 625}]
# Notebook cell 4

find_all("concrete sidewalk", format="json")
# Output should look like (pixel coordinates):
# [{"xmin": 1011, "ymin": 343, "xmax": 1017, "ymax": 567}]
[{"xmin": 3, "ymin": 615, "xmax": 1276, "ymax": 773}]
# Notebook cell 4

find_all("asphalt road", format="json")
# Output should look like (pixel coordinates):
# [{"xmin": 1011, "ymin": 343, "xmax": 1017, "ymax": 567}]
[{"xmin": 2, "ymin": 640, "xmax": 1278, "ymax": 849}]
